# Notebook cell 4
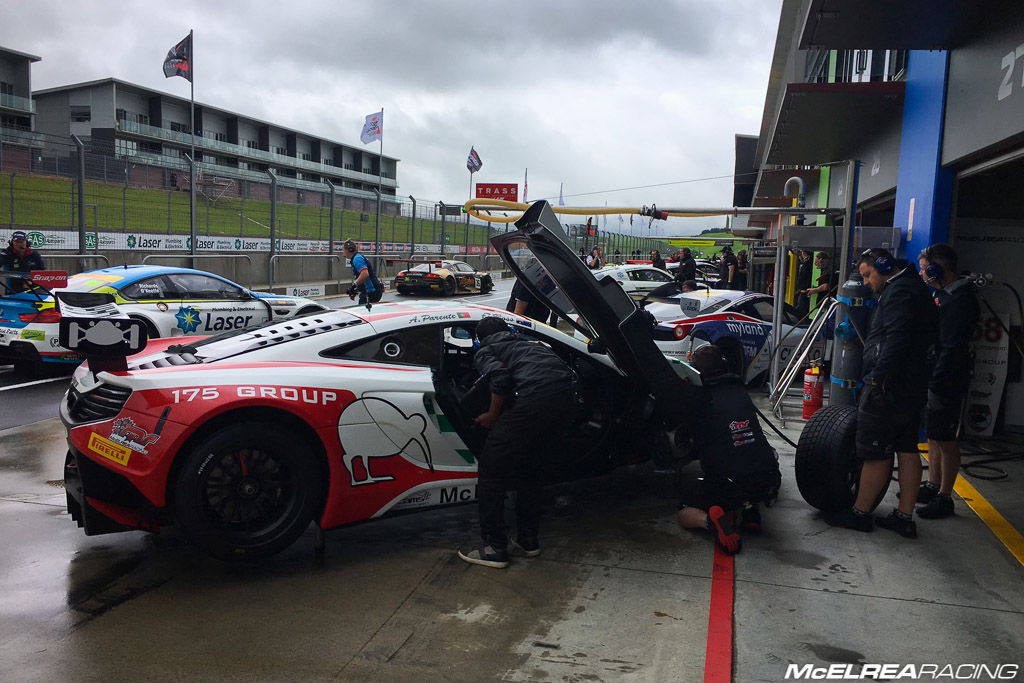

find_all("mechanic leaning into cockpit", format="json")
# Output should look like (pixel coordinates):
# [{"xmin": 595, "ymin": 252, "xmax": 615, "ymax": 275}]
[{"xmin": 458, "ymin": 316, "xmax": 575, "ymax": 569}]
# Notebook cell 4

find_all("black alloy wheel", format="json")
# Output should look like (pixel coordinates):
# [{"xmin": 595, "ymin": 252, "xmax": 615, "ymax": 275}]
[{"xmin": 443, "ymin": 277, "xmax": 456, "ymax": 296}]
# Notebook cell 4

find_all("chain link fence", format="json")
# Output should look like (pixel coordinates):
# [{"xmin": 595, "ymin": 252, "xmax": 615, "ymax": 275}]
[{"xmin": 0, "ymin": 130, "xmax": 670, "ymax": 258}]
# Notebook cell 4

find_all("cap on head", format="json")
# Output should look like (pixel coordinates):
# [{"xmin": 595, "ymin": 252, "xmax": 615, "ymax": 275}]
[
  {"xmin": 475, "ymin": 316, "xmax": 509, "ymax": 341},
  {"xmin": 691, "ymin": 345, "xmax": 728, "ymax": 378},
  {"xmin": 10, "ymin": 231, "xmax": 27, "ymax": 242}
]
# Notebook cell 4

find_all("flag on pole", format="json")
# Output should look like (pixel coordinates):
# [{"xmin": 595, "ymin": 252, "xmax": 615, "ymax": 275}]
[
  {"xmin": 558, "ymin": 182, "xmax": 565, "ymax": 206},
  {"xmin": 163, "ymin": 33, "xmax": 193, "ymax": 82},
  {"xmin": 466, "ymin": 147, "xmax": 482, "ymax": 173},
  {"xmin": 360, "ymin": 111, "xmax": 383, "ymax": 144},
  {"xmin": 523, "ymin": 168, "xmax": 528, "ymax": 202}
]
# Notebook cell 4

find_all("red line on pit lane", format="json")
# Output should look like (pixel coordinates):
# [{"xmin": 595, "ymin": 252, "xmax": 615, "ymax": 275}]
[{"xmin": 703, "ymin": 544, "xmax": 734, "ymax": 683}]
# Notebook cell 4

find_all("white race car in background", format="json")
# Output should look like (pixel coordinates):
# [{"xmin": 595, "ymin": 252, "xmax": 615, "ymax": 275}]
[{"xmin": 591, "ymin": 263, "xmax": 674, "ymax": 299}]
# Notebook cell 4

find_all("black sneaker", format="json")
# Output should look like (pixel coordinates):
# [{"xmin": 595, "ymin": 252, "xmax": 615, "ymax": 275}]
[
  {"xmin": 875, "ymin": 510, "xmax": 917, "ymax": 538},
  {"xmin": 824, "ymin": 507, "xmax": 874, "ymax": 532},
  {"xmin": 512, "ymin": 535, "xmax": 541, "ymax": 558},
  {"xmin": 916, "ymin": 482, "xmax": 940, "ymax": 504},
  {"xmin": 917, "ymin": 494, "xmax": 954, "ymax": 519},
  {"xmin": 458, "ymin": 544, "xmax": 510, "ymax": 568}
]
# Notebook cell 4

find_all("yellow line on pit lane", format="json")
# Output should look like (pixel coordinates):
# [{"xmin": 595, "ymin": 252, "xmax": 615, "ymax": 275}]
[{"xmin": 921, "ymin": 447, "xmax": 1024, "ymax": 568}]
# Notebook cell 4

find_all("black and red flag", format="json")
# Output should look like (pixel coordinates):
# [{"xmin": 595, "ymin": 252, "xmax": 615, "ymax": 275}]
[{"xmin": 162, "ymin": 33, "xmax": 192, "ymax": 82}]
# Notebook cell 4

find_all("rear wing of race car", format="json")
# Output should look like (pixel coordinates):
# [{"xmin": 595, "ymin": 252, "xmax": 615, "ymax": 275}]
[
  {"xmin": 55, "ymin": 291, "xmax": 148, "ymax": 373},
  {"xmin": 0, "ymin": 270, "xmax": 68, "ymax": 298},
  {"xmin": 385, "ymin": 258, "xmax": 444, "ymax": 272}
]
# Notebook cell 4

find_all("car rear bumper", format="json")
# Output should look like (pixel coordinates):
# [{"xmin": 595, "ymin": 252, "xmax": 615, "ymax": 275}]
[
  {"xmin": 0, "ymin": 339, "xmax": 82, "ymax": 365},
  {"xmin": 63, "ymin": 447, "xmax": 163, "ymax": 536}
]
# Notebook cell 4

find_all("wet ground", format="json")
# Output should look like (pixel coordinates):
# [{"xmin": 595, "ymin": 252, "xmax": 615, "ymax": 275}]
[{"xmin": 1, "ymin": 389, "xmax": 1022, "ymax": 682}]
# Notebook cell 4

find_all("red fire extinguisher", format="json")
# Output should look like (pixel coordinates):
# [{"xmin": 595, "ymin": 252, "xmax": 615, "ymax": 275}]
[{"xmin": 802, "ymin": 365, "xmax": 824, "ymax": 419}]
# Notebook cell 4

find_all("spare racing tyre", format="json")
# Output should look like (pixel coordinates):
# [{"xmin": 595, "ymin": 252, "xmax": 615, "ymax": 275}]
[
  {"xmin": 795, "ymin": 404, "xmax": 890, "ymax": 512},
  {"xmin": 174, "ymin": 422, "xmax": 323, "ymax": 561}
]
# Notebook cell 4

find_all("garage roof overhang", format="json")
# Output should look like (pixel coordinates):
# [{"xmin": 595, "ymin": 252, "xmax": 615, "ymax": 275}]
[
  {"xmin": 764, "ymin": 81, "xmax": 904, "ymax": 166},
  {"xmin": 799, "ymin": 0, "xmax": 956, "ymax": 50}
]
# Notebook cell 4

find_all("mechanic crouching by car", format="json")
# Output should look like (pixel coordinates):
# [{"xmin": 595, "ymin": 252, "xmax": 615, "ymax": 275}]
[
  {"xmin": 826, "ymin": 248, "xmax": 938, "ymax": 538},
  {"xmin": 675, "ymin": 345, "xmax": 781, "ymax": 554},
  {"xmin": 458, "ymin": 316, "xmax": 575, "ymax": 569},
  {"xmin": 343, "ymin": 239, "xmax": 383, "ymax": 305},
  {"xmin": 1, "ymin": 231, "xmax": 45, "ymax": 293}
]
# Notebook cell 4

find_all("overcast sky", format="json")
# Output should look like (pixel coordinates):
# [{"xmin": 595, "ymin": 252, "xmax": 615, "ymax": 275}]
[{"xmin": 2, "ymin": 0, "xmax": 782, "ymax": 236}]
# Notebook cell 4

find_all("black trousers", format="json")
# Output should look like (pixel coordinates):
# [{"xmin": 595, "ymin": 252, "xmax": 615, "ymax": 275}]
[{"xmin": 476, "ymin": 390, "xmax": 572, "ymax": 548}]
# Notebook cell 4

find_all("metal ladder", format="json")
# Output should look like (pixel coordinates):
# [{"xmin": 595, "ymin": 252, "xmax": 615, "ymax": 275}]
[{"xmin": 769, "ymin": 297, "xmax": 840, "ymax": 416}]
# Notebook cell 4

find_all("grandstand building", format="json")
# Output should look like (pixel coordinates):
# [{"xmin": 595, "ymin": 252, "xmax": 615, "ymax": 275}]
[
  {"xmin": 0, "ymin": 47, "xmax": 41, "ymax": 166},
  {"xmin": 30, "ymin": 77, "xmax": 398, "ymax": 204}
]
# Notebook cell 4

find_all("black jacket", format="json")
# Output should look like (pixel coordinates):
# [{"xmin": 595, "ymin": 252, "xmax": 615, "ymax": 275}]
[
  {"xmin": 676, "ymin": 256, "xmax": 697, "ymax": 282},
  {"xmin": 1, "ymin": 246, "xmax": 45, "ymax": 293},
  {"xmin": 652, "ymin": 257, "xmax": 666, "ymax": 271},
  {"xmin": 694, "ymin": 373, "xmax": 778, "ymax": 481},
  {"xmin": 474, "ymin": 330, "xmax": 574, "ymax": 399},
  {"xmin": 719, "ymin": 254, "xmax": 739, "ymax": 288},
  {"xmin": 861, "ymin": 267, "xmax": 938, "ymax": 399},
  {"xmin": 930, "ymin": 278, "xmax": 980, "ymax": 396}
]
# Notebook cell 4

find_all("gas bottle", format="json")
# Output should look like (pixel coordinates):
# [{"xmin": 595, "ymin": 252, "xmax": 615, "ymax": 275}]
[{"xmin": 802, "ymin": 366, "xmax": 824, "ymax": 419}]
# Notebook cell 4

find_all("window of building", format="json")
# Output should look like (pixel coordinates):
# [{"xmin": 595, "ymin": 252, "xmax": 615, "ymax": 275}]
[
  {"xmin": 300, "ymin": 152, "xmax": 312, "ymax": 161},
  {"xmin": 115, "ymin": 139, "xmax": 138, "ymax": 157},
  {"xmin": 70, "ymin": 106, "xmax": 91, "ymax": 123},
  {"xmin": 210, "ymin": 131, "xmax": 227, "ymax": 142},
  {"xmin": 273, "ymin": 146, "xmax": 288, "ymax": 156},
  {"xmin": 322, "ymin": 158, "xmax": 333, "ymax": 166},
  {"xmin": 169, "ymin": 121, "xmax": 191, "ymax": 134},
  {"xmin": 245, "ymin": 139, "xmax": 259, "ymax": 149},
  {"xmin": 116, "ymin": 108, "xmax": 127, "ymax": 121},
  {"xmin": 0, "ymin": 82, "xmax": 13, "ymax": 96}
]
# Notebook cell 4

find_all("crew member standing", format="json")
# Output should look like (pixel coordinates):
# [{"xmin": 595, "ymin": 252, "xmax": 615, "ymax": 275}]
[
  {"xmin": 1, "ymin": 231, "xmax": 45, "ymax": 293},
  {"xmin": 734, "ymin": 249, "xmax": 749, "ymax": 291},
  {"xmin": 650, "ymin": 249, "xmax": 666, "ymax": 271},
  {"xmin": 801, "ymin": 252, "xmax": 838, "ymax": 312},
  {"xmin": 826, "ymin": 249, "xmax": 938, "ymax": 538},
  {"xmin": 458, "ymin": 317, "xmax": 575, "ymax": 568},
  {"xmin": 794, "ymin": 250, "xmax": 813, "ymax": 317},
  {"xmin": 916, "ymin": 244, "xmax": 980, "ymax": 519},
  {"xmin": 342, "ymin": 239, "xmax": 383, "ymax": 305},
  {"xmin": 676, "ymin": 247, "xmax": 697, "ymax": 284},
  {"xmin": 718, "ymin": 246, "xmax": 738, "ymax": 289}
]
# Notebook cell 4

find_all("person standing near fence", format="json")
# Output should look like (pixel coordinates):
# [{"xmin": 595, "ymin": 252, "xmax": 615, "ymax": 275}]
[
  {"xmin": 343, "ymin": 239, "xmax": 383, "ymax": 305},
  {"xmin": 1, "ymin": 231, "xmax": 45, "ymax": 293}
]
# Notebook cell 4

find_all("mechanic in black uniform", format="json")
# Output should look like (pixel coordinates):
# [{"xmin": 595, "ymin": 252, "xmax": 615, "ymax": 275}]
[
  {"xmin": 916, "ymin": 244, "xmax": 980, "ymax": 519},
  {"xmin": 1, "ymin": 231, "xmax": 45, "ymax": 293},
  {"xmin": 794, "ymin": 250, "xmax": 813, "ymax": 317},
  {"xmin": 650, "ymin": 249, "xmax": 666, "ymax": 271},
  {"xmin": 507, "ymin": 278, "xmax": 552, "ymax": 324},
  {"xmin": 801, "ymin": 252, "xmax": 838, "ymax": 312},
  {"xmin": 826, "ymin": 248, "xmax": 938, "ymax": 538},
  {"xmin": 676, "ymin": 345, "xmax": 781, "ymax": 554},
  {"xmin": 676, "ymin": 248, "xmax": 697, "ymax": 284},
  {"xmin": 718, "ymin": 246, "xmax": 739, "ymax": 289},
  {"xmin": 458, "ymin": 316, "xmax": 575, "ymax": 568}
]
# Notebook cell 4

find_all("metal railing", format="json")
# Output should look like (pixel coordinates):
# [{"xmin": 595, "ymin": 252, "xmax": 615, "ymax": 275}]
[
  {"xmin": 268, "ymin": 253, "xmax": 344, "ymax": 290},
  {"xmin": 42, "ymin": 253, "xmax": 110, "ymax": 270},
  {"xmin": 143, "ymin": 253, "xmax": 253, "ymax": 288},
  {"xmin": 769, "ymin": 297, "xmax": 840, "ymax": 415}
]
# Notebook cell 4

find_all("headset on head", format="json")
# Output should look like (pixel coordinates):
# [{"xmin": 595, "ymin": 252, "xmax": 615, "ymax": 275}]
[
  {"xmin": 921, "ymin": 246, "xmax": 946, "ymax": 283},
  {"xmin": 863, "ymin": 248, "xmax": 895, "ymax": 276}
]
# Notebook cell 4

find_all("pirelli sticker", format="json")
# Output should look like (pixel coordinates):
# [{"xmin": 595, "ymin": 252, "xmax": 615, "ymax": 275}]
[{"xmin": 88, "ymin": 432, "xmax": 132, "ymax": 466}]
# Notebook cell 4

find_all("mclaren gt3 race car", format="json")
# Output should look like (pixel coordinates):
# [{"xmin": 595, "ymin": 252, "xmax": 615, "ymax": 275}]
[
  {"xmin": 1, "ymin": 265, "xmax": 328, "ymax": 371},
  {"xmin": 392, "ymin": 259, "xmax": 494, "ymax": 296},
  {"xmin": 60, "ymin": 202, "xmax": 705, "ymax": 560}
]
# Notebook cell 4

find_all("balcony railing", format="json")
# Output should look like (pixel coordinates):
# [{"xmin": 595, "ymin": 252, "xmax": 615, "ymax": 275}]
[
  {"xmin": 0, "ymin": 92, "xmax": 35, "ymax": 114},
  {"xmin": 0, "ymin": 127, "xmax": 44, "ymax": 146},
  {"xmin": 116, "ymin": 120, "xmax": 397, "ymax": 188}
]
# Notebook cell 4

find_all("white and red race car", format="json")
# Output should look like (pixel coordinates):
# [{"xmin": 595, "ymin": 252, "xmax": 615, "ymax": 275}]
[{"xmin": 60, "ymin": 201, "xmax": 704, "ymax": 560}]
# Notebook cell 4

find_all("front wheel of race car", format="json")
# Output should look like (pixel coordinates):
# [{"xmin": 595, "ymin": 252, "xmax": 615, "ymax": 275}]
[
  {"xmin": 795, "ymin": 404, "xmax": 890, "ymax": 513},
  {"xmin": 174, "ymin": 422, "xmax": 324, "ymax": 561},
  {"xmin": 480, "ymin": 276, "xmax": 493, "ymax": 295},
  {"xmin": 442, "ymin": 277, "xmax": 456, "ymax": 296}
]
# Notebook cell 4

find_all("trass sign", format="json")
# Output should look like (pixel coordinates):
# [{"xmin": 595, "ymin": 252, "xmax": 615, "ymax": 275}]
[{"xmin": 475, "ymin": 183, "xmax": 518, "ymax": 202}]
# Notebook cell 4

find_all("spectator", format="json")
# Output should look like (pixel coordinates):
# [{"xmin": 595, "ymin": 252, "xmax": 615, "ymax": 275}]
[
  {"xmin": 916, "ymin": 244, "xmax": 980, "ymax": 519},
  {"xmin": 1, "ymin": 231, "xmax": 45, "ymax": 293},
  {"xmin": 458, "ymin": 317, "xmax": 575, "ymax": 568},
  {"xmin": 826, "ymin": 248, "xmax": 938, "ymax": 538}
]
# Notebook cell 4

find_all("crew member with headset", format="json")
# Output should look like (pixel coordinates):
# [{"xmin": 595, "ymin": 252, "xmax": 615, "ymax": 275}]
[
  {"xmin": 676, "ymin": 247, "xmax": 697, "ymax": 284},
  {"xmin": 916, "ymin": 244, "xmax": 980, "ymax": 519},
  {"xmin": 458, "ymin": 316, "xmax": 575, "ymax": 568},
  {"xmin": 826, "ymin": 248, "xmax": 938, "ymax": 538},
  {"xmin": 1, "ymin": 231, "xmax": 45, "ymax": 293},
  {"xmin": 342, "ymin": 239, "xmax": 383, "ymax": 305}
]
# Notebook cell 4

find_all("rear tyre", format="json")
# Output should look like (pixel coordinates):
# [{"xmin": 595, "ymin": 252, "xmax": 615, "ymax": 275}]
[
  {"xmin": 480, "ymin": 276, "xmax": 494, "ymax": 295},
  {"xmin": 794, "ymin": 405, "xmax": 890, "ymax": 512},
  {"xmin": 174, "ymin": 422, "xmax": 323, "ymax": 561},
  {"xmin": 129, "ymin": 315, "xmax": 159, "ymax": 340},
  {"xmin": 443, "ymin": 277, "xmax": 456, "ymax": 296}
]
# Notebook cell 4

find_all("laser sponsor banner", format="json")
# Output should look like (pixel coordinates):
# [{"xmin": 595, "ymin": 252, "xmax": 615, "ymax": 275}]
[
  {"xmin": 962, "ymin": 313, "xmax": 1010, "ymax": 437},
  {"xmin": 288, "ymin": 284, "xmax": 324, "ymax": 297}
]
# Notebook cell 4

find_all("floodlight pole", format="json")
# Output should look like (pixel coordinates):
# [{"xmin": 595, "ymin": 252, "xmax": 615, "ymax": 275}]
[
  {"xmin": 72, "ymin": 135, "xmax": 86, "ymax": 255},
  {"xmin": 325, "ymin": 178, "xmax": 336, "ymax": 279}
]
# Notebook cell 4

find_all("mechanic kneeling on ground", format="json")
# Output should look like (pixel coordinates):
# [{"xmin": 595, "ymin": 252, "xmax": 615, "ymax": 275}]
[
  {"xmin": 916, "ymin": 243, "xmax": 980, "ymax": 519},
  {"xmin": 1, "ymin": 231, "xmax": 45, "ymax": 293},
  {"xmin": 458, "ymin": 316, "xmax": 575, "ymax": 569},
  {"xmin": 342, "ymin": 239, "xmax": 383, "ymax": 305},
  {"xmin": 826, "ymin": 248, "xmax": 938, "ymax": 538},
  {"xmin": 676, "ymin": 345, "xmax": 781, "ymax": 555}
]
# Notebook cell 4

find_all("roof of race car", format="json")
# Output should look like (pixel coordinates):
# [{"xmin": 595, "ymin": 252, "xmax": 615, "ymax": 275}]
[
  {"xmin": 63, "ymin": 265, "xmax": 238, "ymax": 293},
  {"xmin": 644, "ymin": 288, "xmax": 761, "ymax": 321}
]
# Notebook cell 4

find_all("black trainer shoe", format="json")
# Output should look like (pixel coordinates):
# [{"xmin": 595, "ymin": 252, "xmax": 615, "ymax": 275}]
[
  {"xmin": 875, "ymin": 510, "xmax": 917, "ymax": 538},
  {"xmin": 740, "ymin": 506, "xmax": 762, "ymax": 533},
  {"xmin": 512, "ymin": 535, "xmax": 541, "ymax": 557},
  {"xmin": 916, "ymin": 482, "xmax": 940, "ymax": 504},
  {"xmin": 458, "ymin": 544, "xmax": 510, "ymax": 568},
  {"xmin": 917, "ymin": 494, "xmax": 954, "ymax": 519},
  {"xmin": 824, "ymin": 507, "xmax": 874, "ymax": 532}
]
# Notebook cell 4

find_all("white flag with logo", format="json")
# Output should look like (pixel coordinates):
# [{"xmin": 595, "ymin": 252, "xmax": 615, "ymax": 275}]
[{"xmin": 360, "ymin": 111, "xmax": 383, "ymax": 144}]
